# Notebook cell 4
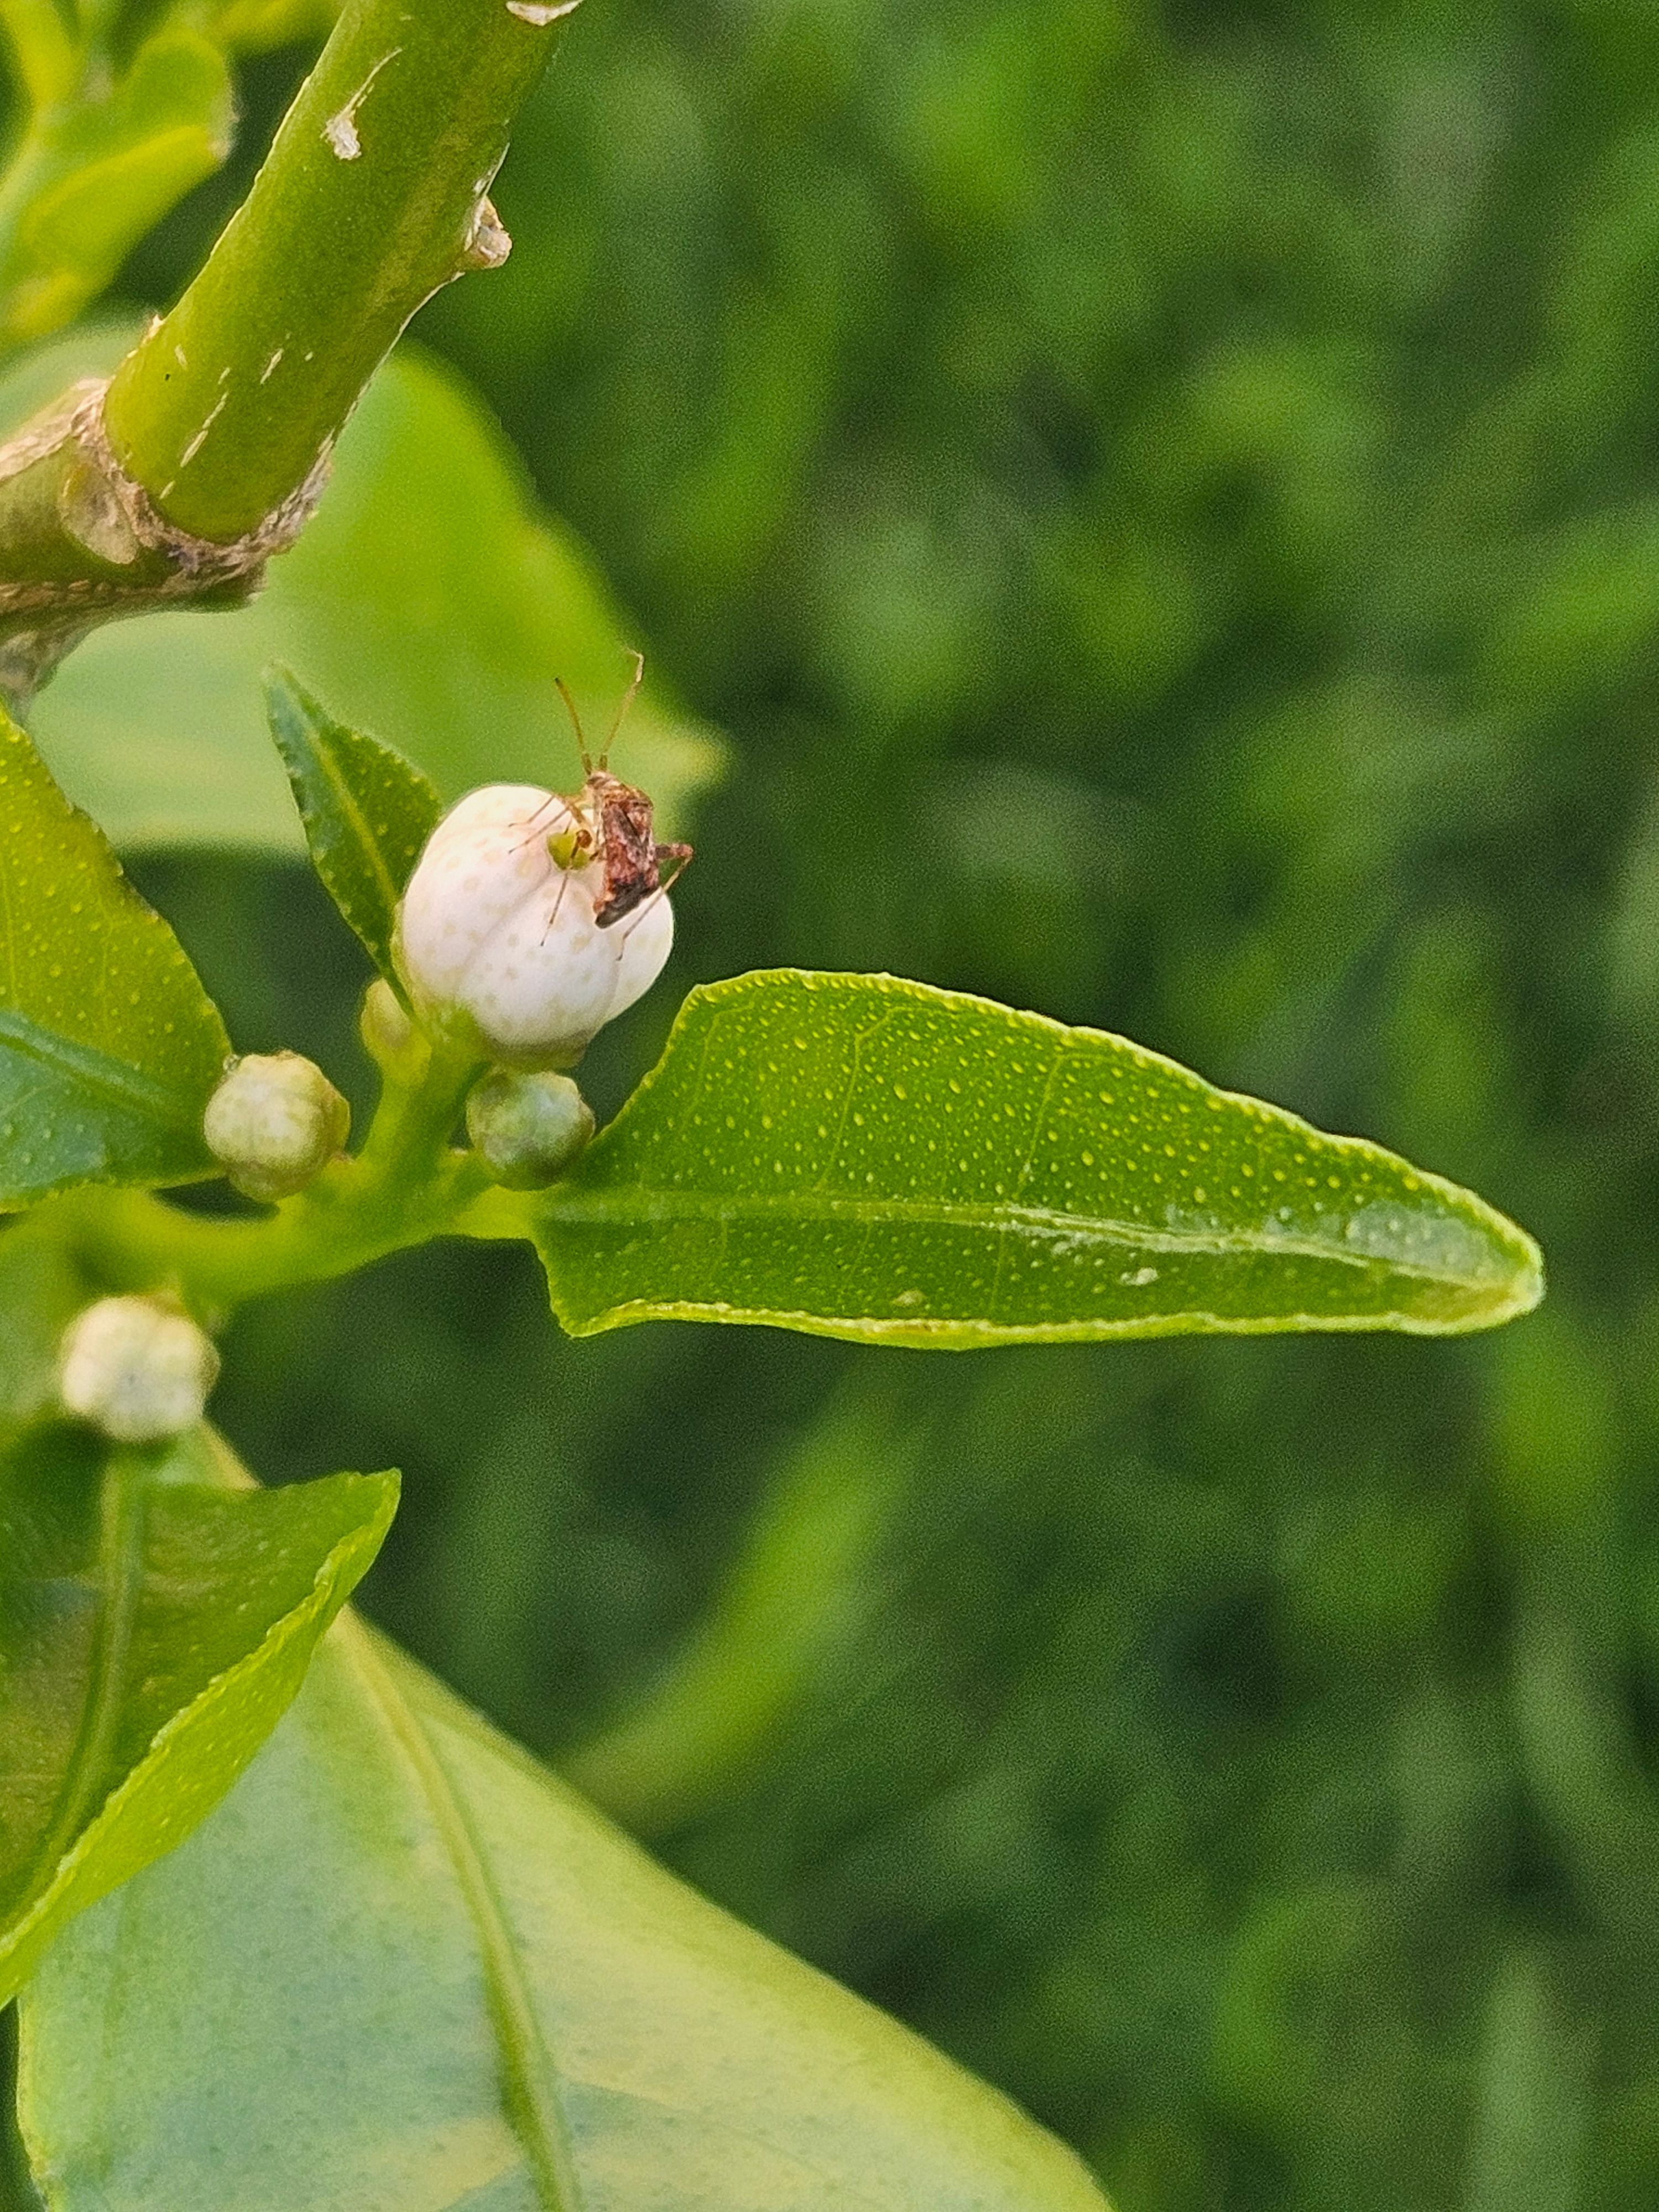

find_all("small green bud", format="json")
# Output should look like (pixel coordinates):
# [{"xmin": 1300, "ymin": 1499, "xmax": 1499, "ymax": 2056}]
[
  {"xmin": 203, "ymin": 1050, "xmax": 350, "ymax": 1203},
  {"xmin": 465, "ymin": 1067, "xmax": 595, "ymax": 1188},
  {"xmin": 59, "ymin": 1296, "xmax": 220, "ymax": 1443},
  {"xmin": 359, "ymin": 977, "xmax": 431, "ymax": 1086}
]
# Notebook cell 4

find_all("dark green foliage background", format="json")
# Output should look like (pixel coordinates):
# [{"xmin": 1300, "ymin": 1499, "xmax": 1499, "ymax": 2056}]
[{"xmin": 117, "ymin": 6, "xmax": 1659, "ymax": 2207}]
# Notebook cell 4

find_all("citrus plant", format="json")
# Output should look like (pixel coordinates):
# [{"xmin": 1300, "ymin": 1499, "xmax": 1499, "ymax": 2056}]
[{"xmin": 0, "ymin": 4, "xmax": 1543, "ymax": 2206}]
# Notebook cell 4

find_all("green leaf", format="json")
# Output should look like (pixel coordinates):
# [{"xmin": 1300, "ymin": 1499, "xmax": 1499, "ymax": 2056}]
[
  {"xmin": 0, "ymin": 32, "xmax": 233, "ymax": 350},
  {"xmin": 0, "ymin": 709, "xmax": 231, "ymax": 1208},
  {"xmin": 28, "ymin": 346, "xmax": 724, "ymax": 850},
  {"xmin": 16, "ymin": 1609, "xmax": 1108, "ymax": 2212},
  {"xmin": 0, "ymin": 1431, "xmax": 396, "ymax": 2008},
  {"xmin": 264, "ymin": 667, "xmax": 440, "ymax": 988},
  {"xmin": 533, "ymin": 970, "xmax": 1544, "ymax": 1345}
]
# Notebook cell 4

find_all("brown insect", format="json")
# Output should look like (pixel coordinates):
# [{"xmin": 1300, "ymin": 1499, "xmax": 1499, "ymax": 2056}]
[{"xmin": 552, "ymin": 652, "xmax": 693, "ymax": 927}]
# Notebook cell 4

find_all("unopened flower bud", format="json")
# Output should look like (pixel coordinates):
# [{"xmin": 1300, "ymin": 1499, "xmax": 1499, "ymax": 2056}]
[
  {"xmin": 395, "ymin": 784, "xmax": 674, "ymax": 1068},
  {"xmin": 466, "ymin": 1067, "xmax": 595, "ymax": 1188},
  {"xmin": 359, "ymin": 977, "xmax": 431, "ymax": 1086},
  {"xmin": 59, "ymin": 1296, "xmax": 220, "ymax": 1443},
  {"xmin": 203, "ymin": 1051, "xmax": 350, "ymax": 1203}
]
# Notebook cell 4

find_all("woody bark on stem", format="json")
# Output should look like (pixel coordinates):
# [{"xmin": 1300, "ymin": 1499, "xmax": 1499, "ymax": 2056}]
[{"xmin": 0, "ymin": 0, "xmax": 575, "ymax": 706}]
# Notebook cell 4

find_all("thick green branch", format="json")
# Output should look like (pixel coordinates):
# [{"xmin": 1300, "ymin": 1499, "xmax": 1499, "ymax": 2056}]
[
  {"xmin": 0, "ymin": 0, "xmax": 571, "ymax": 699},
  {"xmin": 104, "ymin": 0, "xmax": 559, "ymax": 542}
]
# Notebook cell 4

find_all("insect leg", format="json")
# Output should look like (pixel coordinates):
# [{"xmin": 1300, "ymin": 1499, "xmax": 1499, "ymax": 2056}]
[
  {"xmin": 653, "ymin": 839, "xmax": 694, "ymax": 894},
  {"xmin": 540, "ymin": 863, "xmax": 576, "ymax": 946}
]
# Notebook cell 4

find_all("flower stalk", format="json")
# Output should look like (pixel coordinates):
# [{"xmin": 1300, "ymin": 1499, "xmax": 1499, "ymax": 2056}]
[{"xmin": 41, "ymin": 1040, "xmax": 535, "ymax": 1319}]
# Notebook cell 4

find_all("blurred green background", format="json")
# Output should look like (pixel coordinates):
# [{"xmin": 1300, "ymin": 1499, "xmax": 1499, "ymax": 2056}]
[{"xmin": 90, "ymin": 3, "xmax": 1659, "ymax": 2206}]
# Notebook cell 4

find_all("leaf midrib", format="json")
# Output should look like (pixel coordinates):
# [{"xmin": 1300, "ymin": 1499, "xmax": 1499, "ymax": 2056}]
[
  {"xmin": 30, "ymin": 1451, "xmax": 147, "ymax": 1889},
  {"xmin": 302, "ymin": 730, "xmax": 403, "ymax": 942},
  {"xmin": 0, "ymin": 1006, "xmax": 195, "ymax": 1128},
  {"xmin": 341, "ymin": 1614, "xmax": 585, "ymax": 2212},
  {"xmin": 542, "ymin": 1186, "xmax": 1509, "ymax": 1288}
]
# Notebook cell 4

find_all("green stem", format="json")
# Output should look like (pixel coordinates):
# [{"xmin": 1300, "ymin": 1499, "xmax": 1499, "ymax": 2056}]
[
  {"xmin": 103, "ymin": 0, "xmax": 559, "ymax": 542},
  {"xmin": 45, "ymin": 1050, "xmax": 536, "ymax": 1316},
  {"xmin": 0, "ymin": 0, "xmax": 572, "ymax": 699}
]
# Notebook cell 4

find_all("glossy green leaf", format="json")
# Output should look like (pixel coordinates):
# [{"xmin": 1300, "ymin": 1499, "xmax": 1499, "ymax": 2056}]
[
  {"xmin": 0, "ymin": 711, "xmax": 230, "ymax": 1208},
  {"xmin": 264, "ymin": 668, "xmax": 440, "ymax": 988},
  {"xmin": 28, "ymin": 346, "xmax": 724, "ymax": 850},
  {"xmin": 17, "ymin": 1606, "xmax": 1108, "ymax": 2212},
  {"xmin": 0, "ymin": 1430, "xmax": 396, "ymax": 2008},
  {"xmin": 534, "ymin": 970, "xmax": 1544, "ymax": 1345},
  {"xmin": 0, "ymin": 32, "xmax": 233, "ymax": 350}
]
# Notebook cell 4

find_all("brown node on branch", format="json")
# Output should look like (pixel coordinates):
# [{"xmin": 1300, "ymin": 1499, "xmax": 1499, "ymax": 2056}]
[{"xmin": 0, "ymin": 378, "xmax": 328, "ymax": 710}]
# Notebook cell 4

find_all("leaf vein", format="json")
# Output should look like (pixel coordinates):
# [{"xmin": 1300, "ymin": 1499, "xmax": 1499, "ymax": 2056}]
[
  {"xmin": 342, "ymin": 1616, "xmax": 586, "ymax": 2212},
  {"xmin": 0, "ymin": 1006, "xmax": 190, "ymax": 1126},
  {"xmin": 546, "ymin": 1190, "xmax": 1501, "ymax": 1286},
  {"xmin": 308, "ymin": 733, "xmax": 402, "ymax": 928}
]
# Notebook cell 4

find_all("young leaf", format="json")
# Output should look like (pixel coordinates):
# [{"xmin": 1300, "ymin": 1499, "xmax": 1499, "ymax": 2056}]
[
  {"xmin": 0, "ymin": 32, "xmax": 233, "ymax": 351},
  {"xmin": 30, "ymin": 347, "xmax": 724, "ymax": 850},
  {"xmin": 0, "ymin": 1430, "xmax": 396, "ymax": 2008},
  {"xmin": 264, "ymin": 667, "xmax": 440, "ymax": 987},
  {"xmin": 0, "ymin": 712, "xmax": 230, "ymax": 1208},
  {"xmin": 16, "ymin": 1613, "xmax": 1108, "ymax": 2212},
  {"xmin": 534, "ymin": 970, "xmax": 1544, "ymax": 1345}
]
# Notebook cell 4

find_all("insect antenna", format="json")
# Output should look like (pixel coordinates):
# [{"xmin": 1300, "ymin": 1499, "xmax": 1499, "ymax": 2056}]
[
  {"xmin": 554, "ymin": 675, "xmax": 593, "ymax": 779},
  {"xmin": 600, "ymin": 649, "xmax": 645, "ymax": 771}
]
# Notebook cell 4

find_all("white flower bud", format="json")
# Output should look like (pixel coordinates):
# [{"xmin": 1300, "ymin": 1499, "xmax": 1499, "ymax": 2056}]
[
  {"xmin": 394, "ymin": 784, "xmax": 674, "ymax": 1068},
  {"xmin": 203, "ymin": 1051, "xmax": 351, "ymax": 1203},
  {"xmin": 466, "ymin": 1068, "xmax": 596, "ymax": 1188},
  {"xmin": 59, "ymin": 1297, "xmax": 220, "ymax": 1443}
]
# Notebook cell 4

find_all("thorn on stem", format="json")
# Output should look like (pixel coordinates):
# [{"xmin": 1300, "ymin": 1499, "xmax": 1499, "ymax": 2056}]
[{"xmin": 461, "ymin": 197, "xmax": 512, "ymax": 271}]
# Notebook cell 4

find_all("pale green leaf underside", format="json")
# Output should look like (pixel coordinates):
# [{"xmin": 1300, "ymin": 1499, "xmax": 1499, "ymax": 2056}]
[
  {"xmin": 0, "ymin": 1434, "xmax": 396, "ymax": 2009},
  {"xmin": 264, "ymin": 667, "xmax": 440, "ymax": 987},
  {"xmin": 23, "ymin": 338, "xmax": 723, "ymax": 850},
  {"xmin": 0, "ymin": 713, "xmax": 230, "ymax": 1207},
  {"xmin": 18, "ymin": 1607, "xmax": 1108, "ymax": 2212},
  {"xmin": 535, "ymin": 971, "xmax": 1543, "ymax": 1345}
]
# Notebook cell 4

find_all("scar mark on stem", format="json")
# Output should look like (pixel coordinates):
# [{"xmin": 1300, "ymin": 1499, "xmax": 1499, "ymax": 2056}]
[
  {"xmin": 177, "ymin": 391, "xmax": 228, "ymax": 471},
  {"xmin": 507, "ymin": 0, "xmax": 583, "ymax": 21},
  {"xmin": 324, "ymin": 46, "xmax": 402, "ymax": 160}
]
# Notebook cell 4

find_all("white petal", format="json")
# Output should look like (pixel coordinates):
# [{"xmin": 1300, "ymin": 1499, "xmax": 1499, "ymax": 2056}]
[{"xmin": 607, "ymin": 893, "xmax": 675, "ymax": 1020}]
